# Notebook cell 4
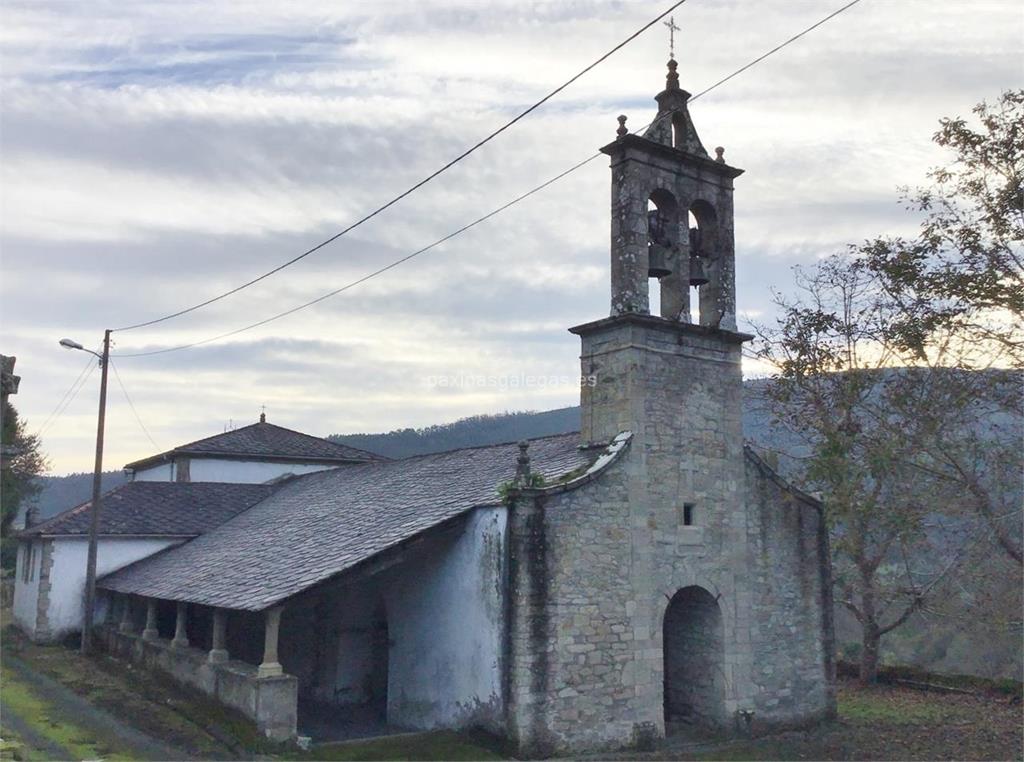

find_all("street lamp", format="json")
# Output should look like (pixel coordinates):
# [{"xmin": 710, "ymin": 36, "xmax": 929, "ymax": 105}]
[{"xmin": 60, "ymin": 329, "xmax": 111, "ymax": 654}]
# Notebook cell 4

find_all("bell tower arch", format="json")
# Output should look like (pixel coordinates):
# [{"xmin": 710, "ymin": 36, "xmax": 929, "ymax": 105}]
[{"xmin": 602, "ymin": 59, "xmax": 743, "ymax": 329}]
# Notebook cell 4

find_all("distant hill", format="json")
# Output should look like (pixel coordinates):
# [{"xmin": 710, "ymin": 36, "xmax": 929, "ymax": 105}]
[
  {"xmin": 327, "ymin": 407, "xmax": 583, "ymax": 459},
  {"xmin": 24, "ymin": 471, "xmax": 129, "ymax": 524}
]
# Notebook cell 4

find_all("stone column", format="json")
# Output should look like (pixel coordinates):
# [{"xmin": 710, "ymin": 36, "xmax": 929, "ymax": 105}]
[
  {"xmin": 208, "ymin": 608, "xmax": 229, "ymax": 664},
  {"xmin": 257, "ymin": 606, "xmax": 284, "ymax": 678},
  {"xmin": 118, "ymin": 595, "xmax": 134, "ymax": 633},
  {"xmin": 142, "ymin": 599, "xmax": 158, "ymax": 640},
  {"xmin": 171, "ymin": 601, "xmax": 189, "ymax": 649}
]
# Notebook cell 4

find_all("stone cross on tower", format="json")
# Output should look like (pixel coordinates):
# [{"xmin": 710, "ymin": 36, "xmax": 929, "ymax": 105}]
[{"xmin": 663, "ymin": 16, "xmax": 680, "ymax": 60}]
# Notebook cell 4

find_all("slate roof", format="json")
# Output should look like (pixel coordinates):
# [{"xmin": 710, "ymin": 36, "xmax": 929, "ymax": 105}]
[
  {"xmin": 99, "ymin": 433, "xmax": 592, "ymax": 611},
  {"xmin": 124, "ymin": 421, "xmax": 382, "ymax": 470},
  {"xmin": 22, "ymin": 482, "xmax": 278, "ymax": 538}
]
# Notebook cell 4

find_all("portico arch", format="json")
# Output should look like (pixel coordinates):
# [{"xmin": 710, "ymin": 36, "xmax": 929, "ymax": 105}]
[{"xmin": 663, "ymin": 585, "xmax": 725, "ymax": 731}]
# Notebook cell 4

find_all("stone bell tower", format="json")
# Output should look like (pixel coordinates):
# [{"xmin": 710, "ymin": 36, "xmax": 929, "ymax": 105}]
[
  {"xmin": 568, "ymin": 57, "xmax": 756, "ymax": 739},
  {"xmin": 505, "ymin": 58, "xmax": 834, "ymax": 757},
  {"xmin": 574, "ymin": 58, "xmax": 749, "ymax": 448},
  {"xmin": 605, "ymin": 58, "xmax": 743, "ymax": 327}
]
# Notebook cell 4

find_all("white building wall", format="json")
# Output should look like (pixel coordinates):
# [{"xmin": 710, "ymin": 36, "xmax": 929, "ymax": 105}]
[
  {"xmin": 133, "ymin": 463, "xmax": 173, "ymax": 481},
  {"xmin": 188, "ymin": 459, "xmax": 336, "ymax": 483},
  {"xmin": 133, "ymin": 459, "xmax": 336, "ymax": 483},
  {"xmin": 385, "ymin": 506, "xmax": 507, "ymax": 730},
  {"xmin": 43, "ymin": 537, "xmax": 181, "ymax": 639},
  {"xmin": 13, "ymin": 540, "xmax": 43, "ymax": 636},
  {"xmin": 277, "ymin": 506, "xmax": 508, "ymax": 733}
]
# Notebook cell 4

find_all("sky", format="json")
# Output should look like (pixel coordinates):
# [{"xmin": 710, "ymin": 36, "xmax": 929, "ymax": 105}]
[{"xmin": 1, "ymin": 0, "xmax": 1021, "ymax": 475}]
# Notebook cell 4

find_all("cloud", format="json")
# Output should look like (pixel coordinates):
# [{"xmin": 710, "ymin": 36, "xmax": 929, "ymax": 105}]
[{"xmin": 1, "ymin": 0, "xmax": 1018, "ymax": 472}]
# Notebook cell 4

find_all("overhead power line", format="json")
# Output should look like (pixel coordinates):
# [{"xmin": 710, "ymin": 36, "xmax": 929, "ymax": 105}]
[
  {"xmin": 115, "ymin": 154, "xmax": 602, "ymax": 357},
  {"xmin": 110, "ymin": 359, "xmax": 161, "ymax": 450},
  {"xmin": 37, "ymin": 354, "xmax": 98, "ymax": 438},
  {"xmin": 113, "ymin": 0, "xmax": 689, "ymax": 333},
  {"xmin": 114, "ymin": 0, "xmax": 863, "ymax": 361}
]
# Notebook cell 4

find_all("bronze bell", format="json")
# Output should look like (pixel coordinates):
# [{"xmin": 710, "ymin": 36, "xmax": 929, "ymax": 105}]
[
  {"xmin": 648, "ymin": 243, "xmax": 673, "ymax": 278},
  {"xmin": 647, "ymin": 209, "xmax": 674, "ymax": 278},
  {"xmin": 689, "ymin": 254, "xmax": 709, "ymax": 286}
]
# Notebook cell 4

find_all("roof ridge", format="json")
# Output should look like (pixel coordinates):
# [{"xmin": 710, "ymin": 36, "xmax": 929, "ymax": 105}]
[
  {"xmin": 124, "ymin": 420, "xmax": 383, "ymax": 470},
  {"xmin": 244, "ymin": 421, "xmax": 381, "ymax": 457}
]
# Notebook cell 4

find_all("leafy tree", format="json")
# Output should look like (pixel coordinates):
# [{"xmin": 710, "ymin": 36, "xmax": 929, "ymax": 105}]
[
  {"xmin": 1, "ymin": 400, "xmax": 47, "ymax": 570},
  {"xmin": 854, "ymin": 90, "xmax": 1023, "ymax": 565},
  {"xmin": 857, "ymin": 90, "xmax": 1022, "ymax": 366},
  {"xmin": 755, "ymin": 91, "xmax": 1023, "ymax": 683},
  {"xmin": 755, "ymin": 258, "xmax": 972, "ymax": 684}
]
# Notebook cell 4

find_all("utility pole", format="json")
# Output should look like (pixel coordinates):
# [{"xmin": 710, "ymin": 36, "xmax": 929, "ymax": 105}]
[{"xmin": 80, "ymin": 329, "xmax": 111, "ymax": 654}]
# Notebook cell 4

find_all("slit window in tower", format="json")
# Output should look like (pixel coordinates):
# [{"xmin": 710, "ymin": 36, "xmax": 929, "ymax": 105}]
[{"xmin": 683, "ymin": 503, "xmax": 695, "ymax": 526}]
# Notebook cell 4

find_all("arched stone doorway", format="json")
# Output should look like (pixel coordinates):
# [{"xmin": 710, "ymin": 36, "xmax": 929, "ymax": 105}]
[{"xmin": 663, "ymin": 586, "xmax": 725, "ymax": 731}]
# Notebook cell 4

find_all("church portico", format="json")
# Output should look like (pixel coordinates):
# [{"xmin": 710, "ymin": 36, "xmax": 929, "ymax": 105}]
[{"xmin": 98, "ymin": 595, "xmax": 299, "ymax": 740}]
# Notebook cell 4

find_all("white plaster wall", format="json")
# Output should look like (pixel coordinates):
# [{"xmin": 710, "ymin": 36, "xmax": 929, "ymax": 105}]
[
  {"xmin": 277, "ymin": 506, "xmax": 508, "ymax": 731},
  {"xmin": 133, "ymin": 463, "xmax": 173, "ymax": 481},
  {"xmin": 44, "ymin": 537, "xmax": 181, "ymax": 638},
  {"xmin": 13, "ymin": 540, "xmax": 43, "ymax": 636},
  {"xmin": 384, "ymin": 506, "xmax": 508, "ymax": 731},
  {"xmin": 195, "ymin": 459, "xmax": 339, "ymax": 483}
]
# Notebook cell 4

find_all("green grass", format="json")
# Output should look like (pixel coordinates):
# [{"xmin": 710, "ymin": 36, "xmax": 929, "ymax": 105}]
[
  {"xmin": 838, "ymin": 688, "xmax": 953, "ymax": 725},
  {"xmin": 0, "ymin": 664, "xmax": 135, "ymax": 761},
  {"xmin": 301, "ymin": 730, "xmax": 506, "ymax": 761}
]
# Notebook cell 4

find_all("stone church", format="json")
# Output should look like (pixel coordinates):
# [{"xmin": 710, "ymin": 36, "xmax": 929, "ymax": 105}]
[{"xmin": 15, "ymin": 60, "xmax": 835, "ymax": 755}]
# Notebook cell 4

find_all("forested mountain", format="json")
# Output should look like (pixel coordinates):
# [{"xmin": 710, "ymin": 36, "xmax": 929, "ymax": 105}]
[{"xmin": 327, "ymin": 407, "xmax": 582, "ymax": 459}]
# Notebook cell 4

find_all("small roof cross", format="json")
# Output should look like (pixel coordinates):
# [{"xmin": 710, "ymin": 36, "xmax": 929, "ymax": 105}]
[{"xmin": 664, "ymin": 16, "xmax": 680, "ymax": 60}]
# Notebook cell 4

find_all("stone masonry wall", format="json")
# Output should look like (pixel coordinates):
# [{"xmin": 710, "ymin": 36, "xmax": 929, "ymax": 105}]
[
  {"xmin": 507, "ymin": 316, "xmax": 833, "ymax": 755},
  {"xmin": 744, "ymin": 452, "xmax": 836, "ymax": 728}
]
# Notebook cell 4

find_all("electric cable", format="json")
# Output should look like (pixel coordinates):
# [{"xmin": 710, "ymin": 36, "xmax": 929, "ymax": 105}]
[
  {"xmin": 36, "ymin": 353, "xmax": 96, "ymax": 436},
  {"xmin": 110, "ymin": 359, "xmax": 161, "ymax": 450},
  {"xmin": 38, "ymin": 355, "xmax": 98, "ymax": 438},
  {"xmin": 112, "ymin": 0, "xmax": 690, "ymax": 333},
  {"xmin": 113, "ymin": 0, "xmax": 863, "ymax": 360}
]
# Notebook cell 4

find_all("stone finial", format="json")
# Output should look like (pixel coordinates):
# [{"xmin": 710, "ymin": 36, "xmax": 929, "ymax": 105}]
[
  {"xmin": 515, "ymin": 440, "xmax": 532, "ymax": 486},
  {"xmin": 259, "ymin": 405, "xmax": 266, "ymax": 423},
  {"xmin": 715, "ymin": 146, "xmax": 725, "ymax": 163},
  {"xmin": 616, "ymin": 115, "xmax": 628, "ymax": 138},
  {"xmin": 665, "ymin": 59, "xmax": 680, "ymax": 91}
]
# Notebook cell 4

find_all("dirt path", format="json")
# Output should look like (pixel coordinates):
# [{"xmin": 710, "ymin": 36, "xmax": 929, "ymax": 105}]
[{"xmin": 3, "ymin": 654, "xmax": 190, "ymax": 760}]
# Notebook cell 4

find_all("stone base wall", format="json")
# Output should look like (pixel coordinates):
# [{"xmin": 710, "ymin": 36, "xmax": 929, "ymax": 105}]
[{"xmin": 99, "ymin": 625, "xmax": 297, "ymax": 740}]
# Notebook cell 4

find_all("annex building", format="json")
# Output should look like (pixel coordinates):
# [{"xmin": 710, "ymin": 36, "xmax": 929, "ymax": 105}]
[{"xmin": 14, "ymin": 60, "xmax": 835, "ymax": 756}]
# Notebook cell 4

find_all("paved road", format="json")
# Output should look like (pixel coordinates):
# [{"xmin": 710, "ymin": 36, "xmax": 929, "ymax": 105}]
[{"xmin": 3, "ymin": 653, "xmax": 189, "ymax": 760}]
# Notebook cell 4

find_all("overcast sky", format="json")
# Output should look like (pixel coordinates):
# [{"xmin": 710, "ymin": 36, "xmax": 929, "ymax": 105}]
[{"xmin": 1, "ymin": 0, "xmax": 1020, "ymax": 474}]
